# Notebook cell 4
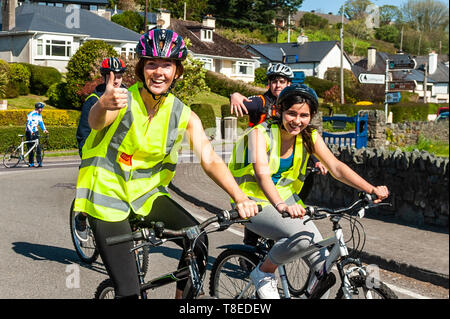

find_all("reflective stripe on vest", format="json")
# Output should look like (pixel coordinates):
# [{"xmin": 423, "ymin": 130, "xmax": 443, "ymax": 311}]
[
  {"xmin": 74, "ymin": 83, "xmax": 191, "ymax": 221},
  {"xmin": 229, "ymin": 122, "xmax": 316, "ymax": 207}
]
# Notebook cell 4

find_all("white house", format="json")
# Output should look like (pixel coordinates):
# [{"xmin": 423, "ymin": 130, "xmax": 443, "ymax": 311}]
[
  {"xmin": 245, "ymin": 38, "xmax": 353, "ymax": 79},
  {"xmin": 154, "ymin": 10, "xmax": 257, "ymax": 83},
  {"xmin": 0, "ymin": 1, "xmax": 139, "ymax": 72}
]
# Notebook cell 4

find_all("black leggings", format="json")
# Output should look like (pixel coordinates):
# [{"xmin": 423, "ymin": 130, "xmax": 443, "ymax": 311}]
[{"xmin": 88, "ymin": 195, "xmax": 208, "ymax": 298}]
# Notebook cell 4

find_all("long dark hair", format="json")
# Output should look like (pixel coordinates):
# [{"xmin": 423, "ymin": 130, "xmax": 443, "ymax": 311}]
[{"xmin": 271, "ymin": 94, "xmax": 318, "ymax": 155}]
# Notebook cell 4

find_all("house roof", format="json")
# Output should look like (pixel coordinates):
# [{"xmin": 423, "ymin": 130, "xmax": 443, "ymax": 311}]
[
  {"xmin": 28, "ymin": 0, "xmax": 109, "ymax": 4},
  {"xmin": 169, "ymin": 19, "xmax": 254, "ymax": 60},
  {"xmin": 246, "ymin": 41, "xmax": 350, "ymax": 64},
  {"xmin": 1, "ymin": 4, "xmax": 139, "ymax": 42},
  {"xmin": 353, "ymin": 51, "xmax": 449, "ymax": 84}
]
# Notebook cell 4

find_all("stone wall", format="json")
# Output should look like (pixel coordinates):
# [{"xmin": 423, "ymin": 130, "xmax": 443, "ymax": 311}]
[{"xmin": 307, "ymin": 145, "xmax": 449, "ymax": 228}]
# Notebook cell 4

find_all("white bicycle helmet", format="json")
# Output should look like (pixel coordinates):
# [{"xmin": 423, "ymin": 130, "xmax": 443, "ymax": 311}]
[{"xmin": 266, "ymin": 63, "xmax": 294, "ymax": 80}]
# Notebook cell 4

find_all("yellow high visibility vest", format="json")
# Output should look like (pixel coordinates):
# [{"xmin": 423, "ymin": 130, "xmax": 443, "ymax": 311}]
[
  {"xmin": 74, "ymin": 82, "xmax": 191, "ymax": 222},
  {"xmin": 228, "ymin": 121, "xmax": 317, "ymax": 207}
]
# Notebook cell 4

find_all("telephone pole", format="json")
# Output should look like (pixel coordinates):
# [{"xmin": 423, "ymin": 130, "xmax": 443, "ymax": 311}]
[{"xmin": 340, "ymin": 4, "xmax": 345, "ymax": 104}]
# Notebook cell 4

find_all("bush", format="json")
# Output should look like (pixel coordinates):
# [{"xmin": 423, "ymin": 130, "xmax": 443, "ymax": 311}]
[
  {"xmin": 253, "ymin": 67, "xmax": 267, "ymax": 86},
  {"xmin": 8, "ymin": 63, "xmax": 31, "ymax": 95},
  {"xmin": 65, "ymin": 40, "xmax": 118, "ymax": 109},
  {"xmin": 0, "ymin": 109, "xmax": 80, "ymax": 127},
  {"xmin": 190, "ymin": 104, "xmax": 216, "ymax": 130},
  {"xmin": 205, "ymin": 70, "xmax": 265, "ymax": 98},
  {"xmin": 304, "ymin": 76, "xmax": 335, "ymax": 98},
  {"xmin": 21, "ymin": 63, "xmax": 62, "ymax": 95},
  {"xmin": 0, "ymin": 126, "xmax": 77, "ymax": 153}
]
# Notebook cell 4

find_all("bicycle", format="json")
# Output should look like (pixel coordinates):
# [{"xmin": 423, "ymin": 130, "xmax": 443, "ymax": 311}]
[
  {"xmin": 209, "ymin": 192, "xmax": 398, "ymax": 299},
  {"xmin": 95, "ymin": 207, "xmax": 257, "ymax": 299},
  {"xmin": 3, "ymin": 133, "xmax": 48, "ymax": 168},
  {"xmin": 69, "ymin": 200, "xmax": 149, "ymax": 274}
]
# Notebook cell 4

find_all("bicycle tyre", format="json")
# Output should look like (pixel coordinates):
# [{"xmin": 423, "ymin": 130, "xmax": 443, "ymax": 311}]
[
  {"xmin": 284, "ymin": 257, "xmax": 312, "ymax": 296},
  {"xmin": 335, "ymin": 275, "xmax": 398, "ymax": 299},
  {"xmin": 3, "ymin": 146, "xmax": 21, "ymax": 168},
  {"xmin": 95, "ymin": 278, "xmax": 115, "ymax": 299},
  {"xmin": 69, "ymin": 199, "xmax": 99, "ymax": 264},
  {"xmin": 209, "ymin": 249, "xmax": 260, "ymax": 299}
]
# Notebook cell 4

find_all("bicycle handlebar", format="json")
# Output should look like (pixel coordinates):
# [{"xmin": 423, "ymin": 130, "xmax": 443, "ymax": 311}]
[
  {"xmin": 280, "ymin": 192, "xmax": 391, "ymax": 220},
  {"xmin": 106, "ymin": 205, "xmax": 262, "ymax": 246}
]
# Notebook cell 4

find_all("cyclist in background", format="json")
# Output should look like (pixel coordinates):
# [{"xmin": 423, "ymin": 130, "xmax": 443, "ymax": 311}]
[
  {"xmin": 76, "ymin": 57, "xmax": 127, "ymax": 157},
  {"xmin": 74, "ymin": 57, "xmax": 127, "ymax": 242},
  {"xmin": 25, "ymin": 102, "xmax": 48, "ymax": 167},
  {"xmin": 73, "ymin": 29, "xmax": 258, "ymax": 299},
  {"xmin": 228, "ymin": 84, "xmax": 389, "ymax": 299},
  {"xmin": 230, "ymin": 63, "xmax": 327, "ymax": 246}
]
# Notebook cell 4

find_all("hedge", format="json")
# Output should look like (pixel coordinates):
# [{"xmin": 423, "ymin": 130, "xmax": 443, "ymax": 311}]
[
  {"xmin": 0, "ymin": 126, "xmax": 77, "ymax": 153},
  {"xmin": 205, "ymin": 70, "xmax": 265, "ymax": 98},
  {"xmin": 190, "ymin": 103, "xmax": 216, "ymax": 130},
  {"xmin": 20, "ymin": 63, "xmax": 62, "ymax": 95},
  {"xmin": 0, "ymin": 109, "xmax": 80, "ymax": 127}
]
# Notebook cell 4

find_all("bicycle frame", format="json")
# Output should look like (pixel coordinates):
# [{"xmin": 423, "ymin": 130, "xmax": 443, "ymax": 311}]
[{"xmin": 19, "ymin": 138, "xmax": 40, "ymax": 160}]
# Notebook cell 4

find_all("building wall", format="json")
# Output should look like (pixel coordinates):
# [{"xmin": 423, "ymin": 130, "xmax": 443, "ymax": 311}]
[{"xmin": 316, "ymin": 45, "xmax": 352, "ymax": 79}]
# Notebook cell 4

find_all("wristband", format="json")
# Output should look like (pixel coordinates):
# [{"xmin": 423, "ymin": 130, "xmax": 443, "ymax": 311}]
[{"xmin": 274, "ymin": 202, "xmax": 286, "ymax": 209}]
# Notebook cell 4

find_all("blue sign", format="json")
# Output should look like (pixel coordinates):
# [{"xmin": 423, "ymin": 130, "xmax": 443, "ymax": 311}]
[
  {"xmin": 386, "ymin": 92, "xmax": 401, "ymax": 104},
  {"xmin": 292, "ymin": 71, "xmax": 305, "ymax": 84}
]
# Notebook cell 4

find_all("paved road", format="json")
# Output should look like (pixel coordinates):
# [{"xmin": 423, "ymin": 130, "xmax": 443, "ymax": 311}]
[{"xmin": 0, "ymin": 157, "xmax": 448, "ymax": 299}]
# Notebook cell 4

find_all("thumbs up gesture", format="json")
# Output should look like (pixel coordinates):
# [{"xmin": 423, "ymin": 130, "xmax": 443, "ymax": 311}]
[{"xmin": 99, "ymin": 71, "xmax": 128, "ymax": 111}]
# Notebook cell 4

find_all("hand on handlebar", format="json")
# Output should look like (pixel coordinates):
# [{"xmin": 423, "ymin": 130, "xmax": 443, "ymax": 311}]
[
  {"xmin": 371, "ymin": 185, "xmax": 389, "ymax": 204},
  {"xmin": 277, "ymin": 203, "xmax": 306, "ymax": 219},
  {"xmin": 235, "ymin": 198, "xmax": 259, "ymax": 219}
]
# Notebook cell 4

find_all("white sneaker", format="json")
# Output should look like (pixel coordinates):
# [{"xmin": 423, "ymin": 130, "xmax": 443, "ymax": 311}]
[{"xmin": 249, "ymin": 264, "xmax": 280, "ymax": 299}]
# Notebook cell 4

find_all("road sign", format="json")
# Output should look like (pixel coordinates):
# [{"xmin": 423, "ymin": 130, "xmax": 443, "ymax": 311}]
[
  {"xmin": 388, "ymin": 58, "xmax": 416, "ymax": 70},
  {"xmin": 386, "ymin": 92, "xmax": 401, "ymax": 104},
  {"xmin": 292, "ymin": 71, "xmax": 305, "ymax": 84},
  {"xmin": 388, "ymin": 81, "xmax": 415, "ymax": 91},
  {"xmin": 358, "ymin": 73, "xmax": 385, "ymax": 84}
]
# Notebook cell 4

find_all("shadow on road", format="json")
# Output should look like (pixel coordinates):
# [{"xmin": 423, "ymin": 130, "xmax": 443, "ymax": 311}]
[{"xmin": 11, "ymin": 241, "xmax": 107, "ymax": 275}]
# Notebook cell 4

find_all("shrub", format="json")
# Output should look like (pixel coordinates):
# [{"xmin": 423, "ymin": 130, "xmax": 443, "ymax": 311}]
[
  {"xmin": 0, "ymin": 109, "xmax": 80, "ymax": 127},
  {"xmin": 190, "ymin": 104, "xmax": 216, "ymax": 137},
  {"xmin": 9, "ymin": 63, "xmax": 31, "ymax": 95},
  {"xmin": 65, "ymin": 40, "xmax": 117, "ymax": 109},
  {"xmin": 205, "ymin": 70, "xmax": 265, "ymax": 98},
  {"xmin": 304, "ymin": 76, "xmax": 334, "ymax": 98},
  {"xmin": 253, "ymin": 67, "xmax": 267, "ymax": 86},
  {"xmin": 21, "ymin": 63, "xmax": 62, "ymax": 95}
]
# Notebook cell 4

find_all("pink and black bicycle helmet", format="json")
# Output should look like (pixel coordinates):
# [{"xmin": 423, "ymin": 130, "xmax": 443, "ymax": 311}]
[
  {"xmin": 100, "ymin": 57, "xmax": 126, "ymax": 75},
  {"xmin": 136, "ymin": 29, "xmax": 188, "ymax": 61}
]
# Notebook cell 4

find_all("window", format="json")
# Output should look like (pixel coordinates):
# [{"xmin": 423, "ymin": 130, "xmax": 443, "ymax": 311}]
[
  {"xmin": 45, "ymin": 39, "xmax": 72, "ymax": 57},
  {"xmin": 234, "ymin": 61, "xmax": 253, "ymax": 76},
  {"xmin": 89, "ymin": 5, "xmax": 98, "ymax": 11},
  {"xmin": 197, "ymin": 57, "xmax": 213, "ymax": 71},
  {"xmin": 37, "ymin": 39, "xmax": 43, "ymax": 56},
  {"xmin": 201, "ymin": 29, "xmax": 213, "ymax": 42}
]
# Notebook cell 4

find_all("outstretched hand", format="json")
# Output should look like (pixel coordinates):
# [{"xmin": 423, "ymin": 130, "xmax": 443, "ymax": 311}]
[{"xmin": 99, "ymin": 71, "xmax": 128, "ymax": 111}]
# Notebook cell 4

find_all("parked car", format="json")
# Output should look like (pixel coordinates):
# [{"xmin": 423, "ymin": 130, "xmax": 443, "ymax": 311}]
[
  {"xmin": 436, "ymin": 106, "xmax": 449, "ymax": 116},
  {"xmin": 436, "ymin": 111, "xmax": 449, "ymax": 121}
]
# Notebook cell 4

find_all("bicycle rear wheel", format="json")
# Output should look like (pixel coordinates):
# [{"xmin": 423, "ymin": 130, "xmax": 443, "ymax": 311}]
[
  {"xmin": 3, "ymin": 146, "xmax": 21, "ymax": 168},
  {"xmin": 336, "ymin": 275, "xmax": 398, "ymax": 299},
  {"xmin": 69, "ymin": 199, "xmax": 99, "ymax": 264},
  {"xmin": 209, "ymin": 249, "xmax": 260, "ymax": 299}
]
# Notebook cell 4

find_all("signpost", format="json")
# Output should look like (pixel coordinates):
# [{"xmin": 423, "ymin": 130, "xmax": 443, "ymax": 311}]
[
  {"xmin": 358, "ymin": 73, "xmax": 385, "ymax": 84},
  {"xmin": 292, "ymin": 71, "xmax": 305, "ymax": 84},
  {"xmin": 388, "ymin": 58, "xmax": 416, "ymax": 70}
]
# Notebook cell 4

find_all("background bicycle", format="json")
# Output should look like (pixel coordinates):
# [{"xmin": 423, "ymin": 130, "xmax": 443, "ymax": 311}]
[
  {"xmin": 209, "ymin": 192, "xmax": 398, "ymax": 299},
  {"xmin": 2, "ymin": 133, "xmax": 48, "ymax": 168}
]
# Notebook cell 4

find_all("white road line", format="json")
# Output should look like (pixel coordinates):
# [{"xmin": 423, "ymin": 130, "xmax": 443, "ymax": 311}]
[{"xmin": 384, "ymin": 283, "xmax": 431, "ymax": 299}]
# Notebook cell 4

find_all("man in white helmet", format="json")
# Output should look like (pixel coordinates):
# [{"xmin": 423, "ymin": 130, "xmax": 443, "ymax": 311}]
[{"xmin": 230, "ymin": 63, "xmax": 294, "ymax": 127}]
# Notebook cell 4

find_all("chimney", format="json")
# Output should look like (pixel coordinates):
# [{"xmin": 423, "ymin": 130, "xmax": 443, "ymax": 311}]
[
  {"xmin": 157, "ymin": 9, "xmax": 171, "ymax": 29},
  {"xmin": 428, "ymin": 51, "xmax": 438, "ymax": 74},
  {"xmin": 1, "ymin": 0, "xmax": 17, "ymax": 32},
  {"xmin": 367, "ymin": 46, "xmax": 376, "ymax": 71},
  {"xmin": 202, "ymin": 15, "xmax": 215, "ymax": 31}
]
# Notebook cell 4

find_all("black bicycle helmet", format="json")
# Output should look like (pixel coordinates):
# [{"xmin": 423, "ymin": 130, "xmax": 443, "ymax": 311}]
[
  {"xmin": 100, "ymin": 57, "xmax": 126, "ymax": 75},
  {"xmin": 35, "ymin": 102, "xmax": 45, "ymax": 109},
  {"xmin": 277, "ymin": 84, "xmax": 319, "ymax": 113},
  {"xmin": 136, "ymin": 29, "xmax": 188, "ymax": 61},
  {"xmin": 266, "ymin": 63, "xmax": 294, "ymax": 80}
]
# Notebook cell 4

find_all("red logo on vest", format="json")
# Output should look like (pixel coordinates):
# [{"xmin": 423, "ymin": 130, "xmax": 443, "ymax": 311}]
[{"xmin": 119, "ymin": 152, "xmax": 133, "ymax": 166}]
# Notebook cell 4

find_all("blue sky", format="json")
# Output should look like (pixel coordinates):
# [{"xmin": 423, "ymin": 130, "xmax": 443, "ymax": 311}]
[{"xmin": 300, "ymin": 0, "xmax": 448, "ymax": 15}]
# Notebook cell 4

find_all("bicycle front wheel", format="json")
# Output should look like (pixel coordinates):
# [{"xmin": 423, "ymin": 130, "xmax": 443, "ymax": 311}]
[
  {"xmin": 69, "ymin": 199, "xmax": 99, "ymax": 264},
  {"xmin": 284, "ymin": 257, "xmax": 311, "ymax": 296},
  {"xmin": 336, "ymin": 275, "xmax": 398, "ymax": 299},
  {"xmin": 209, "ymin": 249, "xmax": 260, "ymax": 299},
  {"xmin": 3, "ymin": 146, "xmax": 21, "ymax": 168}
]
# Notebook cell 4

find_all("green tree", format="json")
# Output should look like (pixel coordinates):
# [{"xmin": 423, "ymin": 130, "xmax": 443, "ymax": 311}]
[
  {"xmin": 378, "ymin": 5, "xmax": 402, "ymax": 25},
  {"xmin": 111, "ymin": 10, "xmax": 144, "ymax": 33},
  {"xmin": 341, "ymin": 0, "xmax": 373, "ymax": 20},
  {"xmin": 401, "ymin": 0, "xmax": 449, "ymax": 33},
  {"xmin": 375, "ymin": 24, "xmax": 400, "ymax": 43},
  {"xmin": 299, "ymin": 12, "xmax": 328, "ymax": 29}
]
